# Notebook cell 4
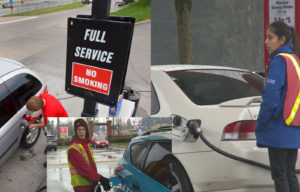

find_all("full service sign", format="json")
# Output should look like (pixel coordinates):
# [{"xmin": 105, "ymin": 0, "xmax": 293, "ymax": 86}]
[
  {"xmin": 65, "ymin": 17, "xmax": 134, "ymax": 106},
  {"xmin": 269, "ymin": 0, "xmax": 295, "ymax": 27}
]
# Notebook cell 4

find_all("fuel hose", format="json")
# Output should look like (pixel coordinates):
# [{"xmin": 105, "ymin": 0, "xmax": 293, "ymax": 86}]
[{"xmin": 197, "ymin": 130, "xmax": 300, "ymax": 173}]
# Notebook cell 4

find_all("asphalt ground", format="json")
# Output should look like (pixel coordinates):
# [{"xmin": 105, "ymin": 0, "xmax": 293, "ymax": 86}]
[{"xmin": 0, "ymin": 131, "xmax": 46, "ymax": 192}]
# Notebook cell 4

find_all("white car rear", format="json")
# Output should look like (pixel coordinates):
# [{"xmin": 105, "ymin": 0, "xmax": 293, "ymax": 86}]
[{"xmin": 151, "ymin": 65, "xmax": 298, "ymax": 191}]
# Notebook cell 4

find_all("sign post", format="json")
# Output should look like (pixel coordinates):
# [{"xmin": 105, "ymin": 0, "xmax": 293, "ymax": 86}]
[
  {"xmin": 264, "ymin": 0, "xmax": 300, "ymax": 72},
  {"xmin": 65, "ymin": 0, "xmax": 135, "ymax": 117}
]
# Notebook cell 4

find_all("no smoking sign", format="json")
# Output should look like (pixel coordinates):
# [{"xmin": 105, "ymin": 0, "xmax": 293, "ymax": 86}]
[{"xmin": 72, "ymin": 62, "xmax": 113, "ymax": 95}]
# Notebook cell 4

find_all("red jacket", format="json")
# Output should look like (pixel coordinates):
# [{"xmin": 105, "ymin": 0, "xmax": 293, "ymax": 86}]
[{"xmin": 68, "ymin": 137, "xmax": 101, "ymax": 192}]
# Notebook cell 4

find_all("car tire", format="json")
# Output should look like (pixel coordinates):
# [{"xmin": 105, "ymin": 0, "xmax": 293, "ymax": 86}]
[
  {"xmin": 21, "ymin": 126, "xmax": 41, "ymax": 148},
  {"xmin": 170, "ymin": 157, "xmax": 194, "ymax": 192}
]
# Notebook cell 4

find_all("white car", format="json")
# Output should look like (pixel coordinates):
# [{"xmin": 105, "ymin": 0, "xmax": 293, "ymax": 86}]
[
  {"xmin": 151, "ymin": 65, "xmax": 299, "ymax": 192},
  {"xmin": 0, "ymin": 58, "xmax": 46, "ymax": 167}
]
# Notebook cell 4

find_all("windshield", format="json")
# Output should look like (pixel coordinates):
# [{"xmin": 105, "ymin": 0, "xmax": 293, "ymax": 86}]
[
  {"xmin": 94, "ymin": 137, "xmax": 105, "ymax": 141},
  {"xmin": 47, "ymin": 136, "xmax": 55, "ymax": 141},
  {"xmin": 167, "ymin": 69, "xmax": 264, "ymax": 105}
]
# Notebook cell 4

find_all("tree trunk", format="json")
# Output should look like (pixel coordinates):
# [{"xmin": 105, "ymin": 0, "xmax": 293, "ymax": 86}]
[{"xmin": 174, "ymin": 0, "xmax": 194, "ymax": 64}]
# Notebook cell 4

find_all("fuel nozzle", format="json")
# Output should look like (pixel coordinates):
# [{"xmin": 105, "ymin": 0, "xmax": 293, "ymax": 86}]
[{"xmin": 24, "ymin": 115, "xmax": 38, "ymax": 126}]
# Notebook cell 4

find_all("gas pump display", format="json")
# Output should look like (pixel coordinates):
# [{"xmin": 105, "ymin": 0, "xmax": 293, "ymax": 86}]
[{"xmin": 264, "ymin": 0, "xmax": 300, "ymax": 71}]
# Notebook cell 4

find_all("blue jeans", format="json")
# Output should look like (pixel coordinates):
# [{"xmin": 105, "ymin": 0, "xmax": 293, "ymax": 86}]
[{"xmin": 268, "ymin": 147, "xmax": 299, "ymax": 192}]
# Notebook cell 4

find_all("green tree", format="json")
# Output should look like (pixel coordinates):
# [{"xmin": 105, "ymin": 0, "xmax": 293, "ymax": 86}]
[{"xmin": 174, "ymin": 0, "xmax": 194, "ymax": 64}]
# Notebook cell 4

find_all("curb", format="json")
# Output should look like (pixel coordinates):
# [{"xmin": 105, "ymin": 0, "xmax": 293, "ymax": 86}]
[{"xmin": 136, "ymin": 19, "xmax": 150, "ymax": 25}]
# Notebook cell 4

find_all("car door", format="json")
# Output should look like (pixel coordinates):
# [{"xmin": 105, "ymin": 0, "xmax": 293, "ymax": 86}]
[
  {"xmin": 119, "ymin": 141, "xmax": 171, "ymax": 192},
  {"xmin": 0, "ymin": 73, "xmax": 43, "ymax": 164},
  {"xmin": 0, "ymin": 79, "xmax": 21, "ymax": 166}
]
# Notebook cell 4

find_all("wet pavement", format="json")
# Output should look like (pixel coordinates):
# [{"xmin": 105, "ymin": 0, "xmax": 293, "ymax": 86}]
[
  {"xmin": 47, "ymin": 146, "xmax": 125, "ymax": 192},
  {"xmin": 0, "ymin": 131, "xmax": 46, "ymax": 192}
]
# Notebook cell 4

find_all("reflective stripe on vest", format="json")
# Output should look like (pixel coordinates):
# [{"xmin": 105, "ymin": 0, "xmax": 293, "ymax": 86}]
[
  {"xmin": 278, "ymin": 53, "xmax": 300, "ymax": 126},
  {"xmin": 67, "ymin": 143, "xmax": 96, "ymax": 187}
]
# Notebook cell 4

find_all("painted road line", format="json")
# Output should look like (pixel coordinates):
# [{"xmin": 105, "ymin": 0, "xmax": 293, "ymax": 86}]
[{"xmin": 0, "ymin": 16, "xmax": 38, "ymax": 25}]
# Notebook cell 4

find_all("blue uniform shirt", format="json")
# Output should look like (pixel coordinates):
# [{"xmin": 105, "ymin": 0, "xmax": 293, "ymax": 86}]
[{"xmin": 255, "ymin": 44, "xmax": 300, "ymax": 148}]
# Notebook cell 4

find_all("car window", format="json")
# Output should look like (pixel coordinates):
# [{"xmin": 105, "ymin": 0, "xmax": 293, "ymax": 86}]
[
  {"xmin": 143, "ymin": 141, "xmax": 172, "ymax": 188},
  {"xmin": 0, "ymin": 83, "xmax": 18, "ymax": 127},
  {"xmin": 5, "ymin": 73, "xmax": 42, "ymax": 111},
  {"xmin": 130, "ymin": 142, "xmax": 149, "ymax": 170},
  {"xmin": 47, "ymin": 136, "xmax": 55, "ymax": 141},
  {"xmin": 167, "ymin": 70, "xmax": 263, "ymax": 105},
  {"xmin": 151, "ymin": 83, "xmax": 160, "ymax": 115}
]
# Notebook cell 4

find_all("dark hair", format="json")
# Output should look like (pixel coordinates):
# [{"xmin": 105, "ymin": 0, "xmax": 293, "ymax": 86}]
[{"xmin": 268, "ymin": 21, "xmax": 300, "ymax": 58}]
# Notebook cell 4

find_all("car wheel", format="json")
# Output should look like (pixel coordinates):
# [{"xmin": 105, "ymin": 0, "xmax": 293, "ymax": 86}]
[
  {"xmin": 170, "ymin": 158, "xmax": 194, "ymax": 192},
  {"xmin": 21, "ymin": 126, "xmax": 41, "ymax": 148}
]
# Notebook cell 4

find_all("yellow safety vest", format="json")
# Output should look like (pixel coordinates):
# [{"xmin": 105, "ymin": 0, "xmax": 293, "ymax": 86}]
[
  {"xmin": 278, "ymin": 53, "xmax": 300, "ymax": 126},
  {"xmin": 67, "ymin": 143, "xmax": 96, "ymax": 187}
]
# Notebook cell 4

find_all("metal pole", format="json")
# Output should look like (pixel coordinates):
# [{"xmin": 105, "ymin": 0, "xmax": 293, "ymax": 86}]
[
  {"xmin": 91, "ymin": 0, "xmax": 111, "ymax": 20},
  {"xmin": 81, "ymin": 0, "xmax": 111, "ymax": 117}
]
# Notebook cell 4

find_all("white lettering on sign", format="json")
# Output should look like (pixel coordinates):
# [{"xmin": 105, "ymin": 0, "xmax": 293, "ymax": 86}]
[
  {"xmin": 73, "ymin": 76, "xmax": 108, "ymax": 91},
  {"xmin": 269, "ymin": 0, "xmax": 295, "ymax": 27},
  {"xmin": 84, "ymin": 29, "xmax": 106, "ymax": 43},
  {"xmin": 71, "ymin": 62, "xmax": 113, "ymax": 95},
  {"xmin": 74, "ymin": 46, "xmax": 114, "ymax": 63},
  {"xmin": 86, "ymin": 69, "xmax": 97, "ymax": 78}
]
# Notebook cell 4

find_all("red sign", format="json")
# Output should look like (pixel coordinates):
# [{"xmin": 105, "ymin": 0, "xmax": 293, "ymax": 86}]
[
  {"xmin": 60, "ymin": 127, "xmax": 67, "ymax": 133},
  {"xmin": 264, "ymin": 0, "xmax": 300, "ymax": 72},
  {"xmin": 71, "ymin": 62, "xmax": 113, "ymax": 95}
]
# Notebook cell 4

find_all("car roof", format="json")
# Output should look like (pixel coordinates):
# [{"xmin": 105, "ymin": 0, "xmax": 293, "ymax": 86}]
[
  {"xmin": 151, "ymin": 64, "xmax": 249, "ymax": 72},
  {"xmin": 0, "ymin": 58, "xmax": 25, "ymax": 77},
  {"xmin": 130, "ymin": 132, "xmax": 171, "ymax": 144}
]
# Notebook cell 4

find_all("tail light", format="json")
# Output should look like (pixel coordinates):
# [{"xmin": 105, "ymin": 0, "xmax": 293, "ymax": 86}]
[{"xmin": 222, "ymin": 120, "xmax": 256, "ymax": 141}]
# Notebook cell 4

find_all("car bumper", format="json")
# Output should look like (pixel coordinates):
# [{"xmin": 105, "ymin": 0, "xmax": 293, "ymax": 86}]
[{"xmin": 174, "ymin": 151, "xmax": 273, "ymax": 191}]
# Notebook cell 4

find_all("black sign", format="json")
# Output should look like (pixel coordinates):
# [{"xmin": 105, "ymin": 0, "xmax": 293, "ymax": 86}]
[{"xmin": 65, "ymin": 17, "xmax": 134, "ymax": 107}]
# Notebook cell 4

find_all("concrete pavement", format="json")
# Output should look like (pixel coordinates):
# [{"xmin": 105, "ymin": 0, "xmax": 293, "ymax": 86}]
[{"xmin": 0, "ymin": 132, "xmax": 46, "ymax": 192}]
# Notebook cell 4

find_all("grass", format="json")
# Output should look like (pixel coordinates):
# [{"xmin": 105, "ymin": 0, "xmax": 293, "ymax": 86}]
[
  {"xmin": 4, "ymin": 2, "xmax": 85, "ymax": 16},
  {"xmin": 3, "ymin": 0, "xmax": 150, "ymax": 23},
  {"xmin": 111, "ymin": 0, "xmax": 150, "ymax": 23}
]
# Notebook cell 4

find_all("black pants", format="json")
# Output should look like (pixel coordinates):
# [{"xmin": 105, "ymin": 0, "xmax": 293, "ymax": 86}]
[{"xmin": 268, "ymin": 147, "xmax": 299, "ymax": 192}]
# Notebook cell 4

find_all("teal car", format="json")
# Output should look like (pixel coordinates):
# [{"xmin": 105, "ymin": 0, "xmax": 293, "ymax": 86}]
[{"xmin": 110, "ymin": 130, "xmax": 186, "ymax": 192}]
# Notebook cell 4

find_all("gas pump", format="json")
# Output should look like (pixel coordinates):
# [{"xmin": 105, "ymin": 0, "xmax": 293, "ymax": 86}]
[{"xmin": 264, "ymin": 0, "xmax": 300, "ymax": 73}]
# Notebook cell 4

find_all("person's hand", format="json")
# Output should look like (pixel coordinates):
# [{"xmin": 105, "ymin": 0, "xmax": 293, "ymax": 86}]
[
  {"xmin": 114, "ymin": 166, "xmax": 122, "ymax": 174},
  {"xmin": 28, "ymin": 124, "xmax": 35, "ymax": 129},
  {"xmin": 99, "ymin": 176, "xmax": 111, "ymax": 191}
]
